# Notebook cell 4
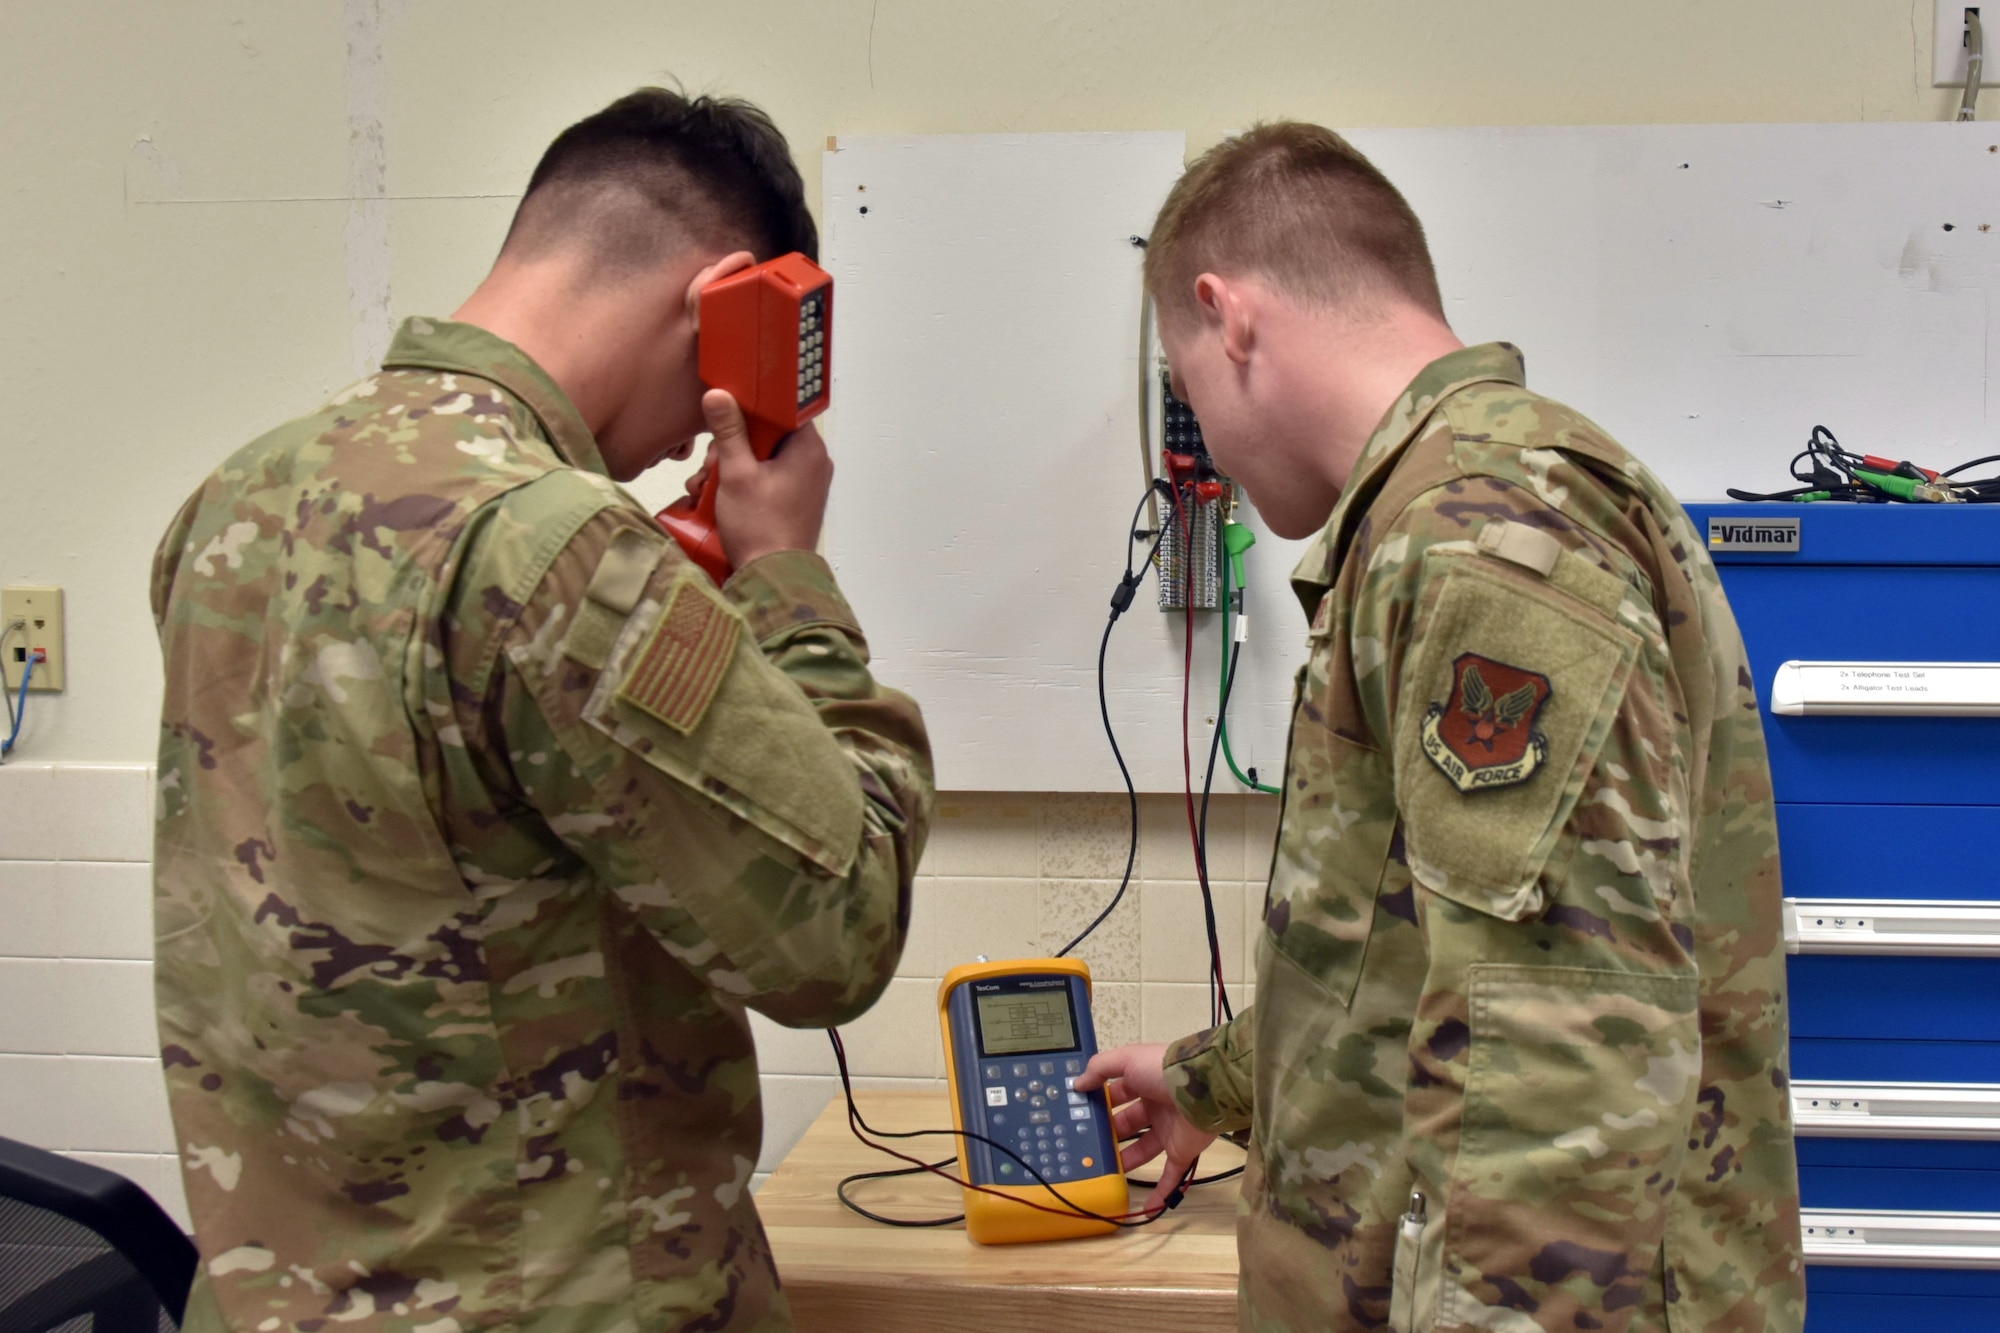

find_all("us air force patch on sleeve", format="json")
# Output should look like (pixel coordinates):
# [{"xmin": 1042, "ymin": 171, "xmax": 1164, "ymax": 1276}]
[
  {"xmin": 615, "ymin": 575, "xmax": 740, "ymax": 735},
  {"xmin": 1419, "ymin": 653, "xmax": 1552, "ymax": 792}
]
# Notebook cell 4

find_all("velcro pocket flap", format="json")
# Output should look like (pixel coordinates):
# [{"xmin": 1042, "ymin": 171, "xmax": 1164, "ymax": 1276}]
[
  {"xmin": 1393, "ymin": 553, "xmax": 1640, "ymax": 920},
  {"xmin": 564, "ymin": 528, "xmax": 664, "ymax": 671}
]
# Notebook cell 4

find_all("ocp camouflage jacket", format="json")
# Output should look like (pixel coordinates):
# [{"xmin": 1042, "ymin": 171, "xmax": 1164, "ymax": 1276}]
[
  {"xmin": 1166, "ymin": 343, "xmax": 1804, "ymax": 1333},
  {"xmin": 151, "ymin": 318, "xmax": 934, "ymax": 1333}
]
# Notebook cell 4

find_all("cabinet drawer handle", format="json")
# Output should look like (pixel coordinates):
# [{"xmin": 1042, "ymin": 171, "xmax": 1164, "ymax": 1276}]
[
  {"xmin": 1771, "ymin": 660, "xmax": 2000, "ymax": 716},
  {"xmin": 1792, "ymin": 1080, "xmax": 2000, "ymax": 1139},
  {"xmin": 1802, "ymin": 1209, "xmax": 2000, "ymax": 1269},
  {"xmin": 1784, "ymin": 897, "xmax": 2000, "ymax": 956}
]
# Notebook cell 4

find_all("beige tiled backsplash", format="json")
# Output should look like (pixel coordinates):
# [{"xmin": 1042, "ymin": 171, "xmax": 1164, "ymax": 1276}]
[{"xmin": 0, "ymin": 763, "xmax": 1279, "ymax": 1224}]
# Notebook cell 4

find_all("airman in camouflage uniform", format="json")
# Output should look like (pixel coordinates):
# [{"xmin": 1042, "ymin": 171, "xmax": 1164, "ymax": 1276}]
[
  {"xmin": 1083, "ymin": 125, "xmax": 1802, "ymax": 1333},
  {"xmin": 151, "ymin": 93, "xmax": 931, "ymax": 1333}
]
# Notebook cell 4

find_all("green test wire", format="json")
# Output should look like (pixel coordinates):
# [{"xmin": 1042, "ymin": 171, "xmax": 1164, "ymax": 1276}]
[{"xmin": 1218, "ymin": 519, "xmax": 1281, "ymax": 795}]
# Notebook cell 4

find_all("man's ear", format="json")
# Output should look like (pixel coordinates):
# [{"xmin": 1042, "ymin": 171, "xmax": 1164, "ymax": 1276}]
[
  {"xmin": 684, "ymin": 250, "xmax": 757, "ymax": 328},
  {"xmin": 1193, "ymin": 273, "xmax": 1254, "ymax": 366}
]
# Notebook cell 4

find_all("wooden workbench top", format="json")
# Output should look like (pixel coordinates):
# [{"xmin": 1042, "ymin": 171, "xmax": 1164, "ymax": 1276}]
[{"xmin": 758, "ymin": 1088, "xmax": 1245, "ymax": 1331}]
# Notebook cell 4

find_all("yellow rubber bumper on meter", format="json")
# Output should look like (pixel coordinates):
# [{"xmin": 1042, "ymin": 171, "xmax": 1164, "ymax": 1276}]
[{"xmin": 938, "ymin": 958, "xmax": 1128, "ymax": 1244}]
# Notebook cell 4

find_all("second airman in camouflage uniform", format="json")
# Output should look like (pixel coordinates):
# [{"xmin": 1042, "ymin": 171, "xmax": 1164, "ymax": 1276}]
[{"xmin": 1083, "ymin": 124, "xmax": 1803, "ymax": 1333}]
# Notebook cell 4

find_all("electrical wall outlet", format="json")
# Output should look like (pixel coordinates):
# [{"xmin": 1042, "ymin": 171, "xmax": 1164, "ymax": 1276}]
[
  {"xmin": 2, "ymin": 586, "xmax": 65, "ymax": 692},
  {"xmin": 1935, "ymin": 2, "xmax": 1998, "ymax": 87}
]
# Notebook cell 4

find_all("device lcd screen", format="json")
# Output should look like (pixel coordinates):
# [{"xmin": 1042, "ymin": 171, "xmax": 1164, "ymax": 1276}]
[{"xmin": 975, "ymin": 989, "xmax": 1078, "ymax": 1056}]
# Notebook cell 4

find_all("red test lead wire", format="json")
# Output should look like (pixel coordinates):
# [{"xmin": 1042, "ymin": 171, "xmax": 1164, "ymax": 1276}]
[
  {"xmin": 1862, "ymin": 454, "xmax": 1940, "ymax": 481},
  {"xmin": 1176, "ymin": 496, "xmax": 1231, "ymax": 1027}
]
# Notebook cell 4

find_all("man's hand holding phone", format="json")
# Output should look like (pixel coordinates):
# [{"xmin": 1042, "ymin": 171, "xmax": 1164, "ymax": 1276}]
[{"xmin": 692, "ymin": 387, "xmax": 833, "ymax": 572}]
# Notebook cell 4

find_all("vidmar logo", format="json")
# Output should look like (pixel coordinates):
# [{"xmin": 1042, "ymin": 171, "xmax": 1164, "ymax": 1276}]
[{"xmin": 1707, "ymin": 517, "xmax": 1800, "ymax": 552}]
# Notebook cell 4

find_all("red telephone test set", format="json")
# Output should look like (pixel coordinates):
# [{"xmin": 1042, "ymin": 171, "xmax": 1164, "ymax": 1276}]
[{"xmin": 657, "ymin": 251, "xmax": 831, "ymax": 583}]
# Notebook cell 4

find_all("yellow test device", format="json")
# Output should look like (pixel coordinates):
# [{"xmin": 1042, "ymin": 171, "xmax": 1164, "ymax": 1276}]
[{"xmin": 937, "ymin": 958, "xmax": 1129, "ymax": 1244}]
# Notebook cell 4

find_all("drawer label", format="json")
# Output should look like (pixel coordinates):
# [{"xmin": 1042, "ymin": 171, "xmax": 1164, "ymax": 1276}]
[
  {"xmin": 1708, "ymin": 517, "xmax": 1800, "ymax": 552},
  {"xmin": 1771, "ymin": 661, "xmax": 2000, "ymax": 716}
]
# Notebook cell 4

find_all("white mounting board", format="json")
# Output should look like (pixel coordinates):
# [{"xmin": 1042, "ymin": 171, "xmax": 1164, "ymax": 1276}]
[{"xmin": 823, "ymin": 125, "xmax": 2000, "ymax": 792}]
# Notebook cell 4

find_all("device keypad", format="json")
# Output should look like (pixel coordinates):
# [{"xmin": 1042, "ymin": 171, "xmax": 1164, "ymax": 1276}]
[
  {"xmin": 796, "ymin": 289, "xmax": 828, "ymax": 407},
  {"xmin": 981, "ymin": 1056, "xmax": 1094, "ymax": 1180}
]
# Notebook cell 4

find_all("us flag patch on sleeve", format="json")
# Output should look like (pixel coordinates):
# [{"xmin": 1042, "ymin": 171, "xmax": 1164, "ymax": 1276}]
[{"xmin": 616, "ymin": 575, "xmax": 741, "ymax": 735}]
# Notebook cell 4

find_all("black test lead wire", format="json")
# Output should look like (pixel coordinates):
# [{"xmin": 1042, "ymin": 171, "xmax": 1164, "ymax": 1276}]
[{"xmin": 831, "ymin": 480, "xmax": 1208, "ymax": 1227}]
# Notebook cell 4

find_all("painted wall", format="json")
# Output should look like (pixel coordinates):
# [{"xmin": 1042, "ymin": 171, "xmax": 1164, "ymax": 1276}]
[{"xmin": 0, "ymin": 0, "xmax": 1973, "ymax": 763}]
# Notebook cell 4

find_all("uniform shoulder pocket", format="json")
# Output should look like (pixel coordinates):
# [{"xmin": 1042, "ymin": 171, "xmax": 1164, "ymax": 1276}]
[
  {"xmin": 1392, "ymin": 549, "xmax": 1641, "ymax": 920},
  {"xmin": 584, "ymin": 566, "xmax": 866, "ymax": 878}
]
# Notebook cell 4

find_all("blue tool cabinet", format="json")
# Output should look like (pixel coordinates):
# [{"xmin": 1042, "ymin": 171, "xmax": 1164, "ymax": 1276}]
[{"xmin": 1686, "ymin": 503, "xmax": 2000, "ymax": 1331}]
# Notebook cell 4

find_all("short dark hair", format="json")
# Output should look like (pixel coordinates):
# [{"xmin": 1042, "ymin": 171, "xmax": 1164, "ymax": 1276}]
[
  {"xmin": 501, "ymin": 86, "xmax": 816, "ymax": 275},
  {"xmin": 1145, "ymin": 121, "xmax": 1442, "ymax": 323}
]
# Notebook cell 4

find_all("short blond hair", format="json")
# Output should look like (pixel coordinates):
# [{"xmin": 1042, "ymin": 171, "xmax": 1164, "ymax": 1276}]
[{"xmin": 1145, "ymin": 122, "xmax": 1443, "ymax": 323}]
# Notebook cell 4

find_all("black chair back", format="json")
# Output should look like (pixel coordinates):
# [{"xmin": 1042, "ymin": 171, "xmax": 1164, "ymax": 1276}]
[{"xmin": 0, "ymin": 1137, "xmax": 196, "ymax": 1332}]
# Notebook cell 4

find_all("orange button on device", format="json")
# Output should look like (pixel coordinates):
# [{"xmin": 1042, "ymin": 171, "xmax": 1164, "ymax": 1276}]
[{"xmin": 1081, "ymin": 1157, "xmax": 1094, "ymax": 1168}]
